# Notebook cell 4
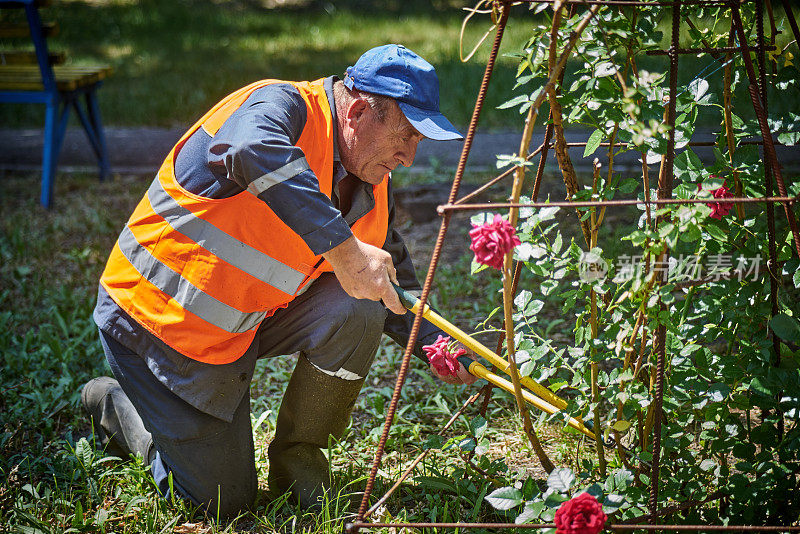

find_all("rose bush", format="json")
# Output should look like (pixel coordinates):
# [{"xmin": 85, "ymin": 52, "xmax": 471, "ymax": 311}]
[{"xmin": 477, "ymin": 0, "xmax": 800, "ymax": 527}]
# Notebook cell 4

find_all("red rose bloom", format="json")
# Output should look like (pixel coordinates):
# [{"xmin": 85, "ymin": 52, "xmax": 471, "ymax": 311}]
[
  {"xmin": 469, "ymin": 214, "xmax": 521, "ymax": 270},
  {"xmin": 554, "ymin": 492, "xmax": 607, "ymax": 534},
  {"xmin": 697, "ymin": 179, "xmax": 734, "ymax": 220},
  {"xmin": 422, "ymin": 335, "xmax": 466, "ymax": 377}
]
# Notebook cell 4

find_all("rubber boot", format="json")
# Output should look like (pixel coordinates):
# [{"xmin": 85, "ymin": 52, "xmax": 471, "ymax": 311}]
[
  {"xmin": 81, "ymin": 376, "xmax": 155, "ymax": 463},
  {"xmin": 267, "ymin": 355, "xmax": 365, "ymax": 509}
]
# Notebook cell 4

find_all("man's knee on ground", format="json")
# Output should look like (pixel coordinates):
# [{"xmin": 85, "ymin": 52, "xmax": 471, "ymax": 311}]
[
  {"xmin": 205, "ymin": 485, "xmax": 257, "ymax": 520},
  {"xmin": 157, "ymin": 472, "xmax": 257, "ymax": 521}
]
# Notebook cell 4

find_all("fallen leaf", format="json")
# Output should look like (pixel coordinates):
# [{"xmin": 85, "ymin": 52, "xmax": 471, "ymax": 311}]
[{"xmin": 174, "ymin": 522, "xmax": 212, "ymax": 534}]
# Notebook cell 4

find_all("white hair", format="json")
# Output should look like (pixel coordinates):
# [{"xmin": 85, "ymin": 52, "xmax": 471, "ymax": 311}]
[{"xmin": 333, "ymin": 80, "xmax": 394, "ymax": 122}]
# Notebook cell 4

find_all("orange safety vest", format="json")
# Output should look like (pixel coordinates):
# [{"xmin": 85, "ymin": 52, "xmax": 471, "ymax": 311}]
[{"xmin": 100, "ymin": 79, "xmax": 390, "ymax": 364}]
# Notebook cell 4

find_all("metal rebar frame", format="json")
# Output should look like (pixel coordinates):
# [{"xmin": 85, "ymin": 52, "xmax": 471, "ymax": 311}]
[
  {"xmin": 345, "ymin": 0, "xmax": 800, "ymax": 531},
  {"xmin": 645, "ymin": 45, "xmax": 778, "ymax": 55}
]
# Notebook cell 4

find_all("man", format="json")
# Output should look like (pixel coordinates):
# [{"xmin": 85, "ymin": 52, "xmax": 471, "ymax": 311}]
[{"xmin": 83, "ymin": 44, "xmax": 475, "ymax": 518}]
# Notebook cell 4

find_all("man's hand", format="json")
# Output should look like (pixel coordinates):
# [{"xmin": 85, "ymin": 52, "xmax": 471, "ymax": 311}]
[
  {"xmin": 430, "ymin": 345, "xmax": 478, "ymax": 385},
  {"xmin": 323, "ymin": 235, "xmax": 406, "ymax": 315}
]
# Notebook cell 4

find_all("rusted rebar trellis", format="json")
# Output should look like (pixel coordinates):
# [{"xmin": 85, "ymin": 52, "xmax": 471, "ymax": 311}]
[{"xmin": 346, "ymin": 0, "xmax": 800, "ymax": 531}]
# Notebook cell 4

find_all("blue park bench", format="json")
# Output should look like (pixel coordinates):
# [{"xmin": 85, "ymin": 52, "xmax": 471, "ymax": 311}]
[{"xmin": 0, "ymin": 0, "xmax": 112, "ymax": 208}]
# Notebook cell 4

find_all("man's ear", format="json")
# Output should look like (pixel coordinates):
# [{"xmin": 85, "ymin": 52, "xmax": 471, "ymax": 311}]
[{"xmin": 344, "ymin": 96, "xmax": 369, "ymax": 129}]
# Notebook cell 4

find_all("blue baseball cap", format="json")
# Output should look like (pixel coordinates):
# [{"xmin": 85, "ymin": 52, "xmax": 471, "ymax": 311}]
[{"xmin": 343, "ymin": 44, "xmax": 463, "ymax": 141}]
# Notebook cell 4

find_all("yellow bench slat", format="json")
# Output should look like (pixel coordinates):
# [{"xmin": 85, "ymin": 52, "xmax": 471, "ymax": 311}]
[
  {"xmin": 0, "ymin": 64, "xmax": 112, "ymax": 91},
  {"xmin": 0, "ymin": 65, "xmax": 109, "ymax": 72},
  {"xmin": 0, "ymin": 50, "xmax": 66, "ymax": 65},
  {"xmin": 0, "ymin": 21, "xmax": 58, "ymax": 38}
]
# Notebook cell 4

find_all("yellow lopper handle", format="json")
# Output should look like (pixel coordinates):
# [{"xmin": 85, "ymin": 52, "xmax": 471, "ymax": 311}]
[
  {"xmin": 394, "ymin": 284, "xmax": 598, "ymax": 440},
  {"xmin": 393, "ymin": 284, "xmax": 568, "ymax": 410}
]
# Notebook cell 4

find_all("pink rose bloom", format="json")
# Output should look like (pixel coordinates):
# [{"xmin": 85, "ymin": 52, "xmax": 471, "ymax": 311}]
[
  {"xmin": 697, "ymin": 179, "xmax": 734, "ymax": 220},
  {"xmin": 554, "ymin": 492, "xmax": 607, "ymax": 534},
  {"xmin": 422, "ymin": 335, "xmax": 466, "ymax": 377},
  {"xmin": 469, "ymin": 214, "xmax": 521, "ymax": 270}
]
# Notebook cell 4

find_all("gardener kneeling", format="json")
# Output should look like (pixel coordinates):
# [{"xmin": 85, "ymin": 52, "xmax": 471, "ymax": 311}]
[{"xmin": 83, "ymin": 44, "xmax": 476, "ymax": 517}]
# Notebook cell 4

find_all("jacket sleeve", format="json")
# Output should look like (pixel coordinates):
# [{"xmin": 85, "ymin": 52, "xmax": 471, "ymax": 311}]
[
  {"xmin": 381, "ymin": 177, "xmax": 449, "ymax": 363},
  {"xmin": 209, "ymin": 83, "xmax": 353, "ymax": 256}
]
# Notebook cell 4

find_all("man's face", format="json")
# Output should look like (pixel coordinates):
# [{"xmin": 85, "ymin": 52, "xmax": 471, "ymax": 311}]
[{"xmin": 340, "ymin": 97, "xmax": 424, "ymax": 185}]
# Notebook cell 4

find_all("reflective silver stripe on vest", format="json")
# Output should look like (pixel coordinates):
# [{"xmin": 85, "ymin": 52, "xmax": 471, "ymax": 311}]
[
  {"xmin": 117, "ymin": 225, "xmax": 267, "ymax": 333},
  {"xmin": 147, "ymin": 180, "xmax": 306, "ymax": 295},
  {"xmin": 246, "ymin": 156, "xmax": 310, "ymax": 196}
]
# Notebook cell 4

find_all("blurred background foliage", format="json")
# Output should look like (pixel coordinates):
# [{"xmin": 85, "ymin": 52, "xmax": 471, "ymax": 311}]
[
  {"xmin": 3, "ymin": 0, "xmax": 796, "ymax": 131},
  {"xmin": 0, "ymin": 0, "xmax": 538, "ymax": 129}
]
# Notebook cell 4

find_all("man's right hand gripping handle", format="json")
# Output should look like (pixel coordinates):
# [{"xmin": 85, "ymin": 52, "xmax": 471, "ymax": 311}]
[{"xmin": 322, "ymin": 236, "xmax": 406, "ymax": 315}]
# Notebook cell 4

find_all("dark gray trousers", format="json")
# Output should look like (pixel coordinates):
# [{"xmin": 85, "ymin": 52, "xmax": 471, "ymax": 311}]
[{"xmin": 100, "ymin": 273, "xmax": 387, "ymax": 518}]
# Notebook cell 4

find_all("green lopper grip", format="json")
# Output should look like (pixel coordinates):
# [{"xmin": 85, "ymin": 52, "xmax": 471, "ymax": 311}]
[{"xmin": 392, "ymin": 283, "xmax": 418, "ymax": 310}]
